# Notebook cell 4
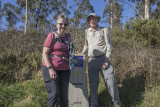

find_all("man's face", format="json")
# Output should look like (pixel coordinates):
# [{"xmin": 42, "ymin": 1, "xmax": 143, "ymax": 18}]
[{"xmin": 89, "ymin": 16, "xmax": 98, "ymax": 28}]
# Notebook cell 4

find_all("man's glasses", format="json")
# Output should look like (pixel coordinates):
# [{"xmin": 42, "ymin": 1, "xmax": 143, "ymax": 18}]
[{"xmin": 58, "ymin": 23, "xmax": 68, "ymax": 27}]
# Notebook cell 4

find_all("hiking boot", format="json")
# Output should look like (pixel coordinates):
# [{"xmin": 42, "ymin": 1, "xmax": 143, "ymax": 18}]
[{"xmin": 113, "ymin": 104, "xmax": 121, "ymax": 107}]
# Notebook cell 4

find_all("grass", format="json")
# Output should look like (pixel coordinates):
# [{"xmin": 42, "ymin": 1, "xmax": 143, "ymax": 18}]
[
  {"xmin": 1, "ymin": 73, "xmax": 160, "ymax": 107},
  {"xmin": 96, "ymin": 75, "xmax": 160, "ymax": 107},
  {"xmin": 137, "ymin": 83, "xmax": 160, "ymax": 107},
  {"xmin": 0, "ymin": 71, "xmax": 47, "ymax": 107},
  {"xmin": 98, "ymin": 77, "xmax": 112, "ymax": 107}
]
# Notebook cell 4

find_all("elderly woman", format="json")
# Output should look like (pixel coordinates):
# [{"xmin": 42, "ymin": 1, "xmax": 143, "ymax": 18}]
[{"xmin": 42, "ymin": 14, "xmax": 72, "ymax": 107}]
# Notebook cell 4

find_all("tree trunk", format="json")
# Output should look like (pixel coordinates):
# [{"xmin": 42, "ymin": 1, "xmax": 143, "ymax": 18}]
[
  {"xmin": 36, "ymin": 0, "xmax": 42, "ymax": 30},
  {"xmin": 0, "ymin": 0, "xmax": 1, "ymax": 11},
  {"xmin": 145, "ymin": 0, "xmax": 150, "ymax": 19},
  {"xmin": 0, "ymin": 0, "xmax": 1, "ymax": 19},
  {"xmin": 119, "ymin": 0, "xmax": 144, "ymax": 20},
  {"xmin": 113, "ymin": 0, "xmax": 118, "ymax": 28},
  {"xmin": 111, "ymin": 10, "xmax": 113, "ymax": 29},
  {"xmin": 110, "ymin": 0, "xmax": 114, "ymax": 29},
  {"xmin": 0, "ymin": 0, "xmax": 1, "ymax": 30},
  {"xmin": 25, "ymin": 0, "xmax": 28, "ymax": 34}
]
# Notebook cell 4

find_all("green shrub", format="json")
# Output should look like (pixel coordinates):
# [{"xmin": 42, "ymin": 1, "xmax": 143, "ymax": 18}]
[
  {"xmin": 0, "ymin": 52, "xmax": 42, "ymax": 82},
  {"xmin": 123, "ymin": 18, "xmax": 160, "ymax": 47}
]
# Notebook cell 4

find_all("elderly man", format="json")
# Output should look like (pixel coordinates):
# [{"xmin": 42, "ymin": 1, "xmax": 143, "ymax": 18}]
[{"xmin": 81, "ymin": 13, "xmax": 121, "ymax": 107}]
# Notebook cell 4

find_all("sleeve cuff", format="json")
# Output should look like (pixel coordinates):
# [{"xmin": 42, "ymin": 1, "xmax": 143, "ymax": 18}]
[{"xmin": 105, "ymin": 53, "xmax": 111, "ymax": 59}]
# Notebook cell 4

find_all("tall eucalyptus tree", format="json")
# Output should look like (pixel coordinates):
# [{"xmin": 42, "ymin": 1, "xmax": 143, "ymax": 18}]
[
  {"xmin": 49, "ymin": 0, "xmax": 70, "ymax": 31},
  {"xmin": 24, "ymin": 0, "xmax": 27, "ymax": 33},
  {"xmin": 120, "ymin": 0, "xmax": 157, "ymax": 20},
  {"xmin": 72, "ymin": 0, "xmax": 94, "ymax": 28},
  {"xmin": 135, "ymin": 0, "xmax": 157, "ymax": 19},
  {"xmin": 118, "ymin": 0, "xmax": 144, "ymax": 19},
  {"xmin": 145, "ymin": 0, "xmax": 150, "ymax": 19},
  {"xmin": 1, "ymin": 3, "xmax": 21, "ymax": 29},
  {"xmin": 0, "ymin": 0, "xmax": 1, "ymax": 10},
  {"xmin": 0, "ymin": 0, "xmax": 1, "ymax": 18},
  {"xmin": 17, "ymin": 0, "xmax": 70, "ymax": 33},
  {"xmin": 103, "ymin": 0, "xmax": 123, "ymax": 29},
  {"xmin": 152, "ymin": 1, "xmax": 160, "ymax": 19},
  {"xmin": 0, "ymin": 0, "xmax": 2, "ymax": 30}
]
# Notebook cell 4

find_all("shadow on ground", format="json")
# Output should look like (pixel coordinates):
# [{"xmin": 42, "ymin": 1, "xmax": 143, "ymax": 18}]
[{"xmin": 97, "ymin": 67, "xmax": 146, "ymax": 107}]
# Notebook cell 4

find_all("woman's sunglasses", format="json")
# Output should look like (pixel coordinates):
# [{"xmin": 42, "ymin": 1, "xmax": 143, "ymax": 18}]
[{"xmin": 58, "ymin": 23, "xmax": 68, "ymax": 27}]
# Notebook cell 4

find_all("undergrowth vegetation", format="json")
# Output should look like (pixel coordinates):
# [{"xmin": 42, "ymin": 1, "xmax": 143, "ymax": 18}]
[
  {"xmin": 0, "ymin": 71, "xmax": 47, "ymax": 107},
  {"xmin": 0, "ymin": 19, "xmax": 160, "ymax": 107},
  {"xmin": 0, "ymin": 32, "xmax": 45, "ymax": 82}
]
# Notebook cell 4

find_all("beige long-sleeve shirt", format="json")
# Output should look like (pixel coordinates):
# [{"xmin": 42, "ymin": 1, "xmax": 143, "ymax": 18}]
[{"xmin": 82, "ymin": 26, "xmax": 112, "ymax": 59}]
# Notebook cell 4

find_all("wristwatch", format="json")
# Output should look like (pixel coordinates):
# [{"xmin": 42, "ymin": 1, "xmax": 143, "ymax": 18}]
[{"xmin": 47, "ymin": 66, "xmax": 52, "ymax": 69}]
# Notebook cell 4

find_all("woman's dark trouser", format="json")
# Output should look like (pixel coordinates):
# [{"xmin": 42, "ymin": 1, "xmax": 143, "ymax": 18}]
[{"xmin": 42, "ymin": 66, "xmax": 70, "ymax": 107}]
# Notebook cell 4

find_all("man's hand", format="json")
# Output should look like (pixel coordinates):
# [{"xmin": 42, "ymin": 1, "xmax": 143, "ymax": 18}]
[
  {"xmin": 102, "ymin": 59, "xmax": 109, "ymax": 70},
  {"xmin": 49, "ymin": 69, "xmax": 57, "ymax": 80}
]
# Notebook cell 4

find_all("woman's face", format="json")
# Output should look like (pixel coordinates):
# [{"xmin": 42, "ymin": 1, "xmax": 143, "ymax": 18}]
[{"xmin": 56, "ymin": 19, "xmax": 68, "ymax": 32}]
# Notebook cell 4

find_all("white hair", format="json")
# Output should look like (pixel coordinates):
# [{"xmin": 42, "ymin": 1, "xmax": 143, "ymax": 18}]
[{"xmin": 56, "ymin": 14, "xmax": 69, "ymax": 24}]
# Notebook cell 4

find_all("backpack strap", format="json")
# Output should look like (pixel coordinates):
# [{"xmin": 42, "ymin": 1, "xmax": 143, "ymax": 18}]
[
  {"xmin": 100, "ymin": 27, "xmax": 104, "ymax": 35},
  {"xmin": 85, "ymin": 29, "xmax": 88, "ymax": 34},
  {"xmin": 50, "ymin": 32, "xmax": 59, "ymax": 49},
  {"xmin": 54, "ymin": 31, "xmax": 59, "ymax": 38},
  {"xmin": 67, "ymin": 33, "xmax": 74, "ymax": 53},
  {"xmin": 84, "ymin": 29, "xmax": 88, "ymax": 46},
  {"xmin": 67, "ymin": 33, "xmax": 71, "ymax": 43},
  {"xmin": 66, "ymin": 33, "xmax": 75, "ymax": 70}
]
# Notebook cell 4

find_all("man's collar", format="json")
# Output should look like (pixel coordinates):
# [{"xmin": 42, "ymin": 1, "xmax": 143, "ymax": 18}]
[{"xmin": 90, "ymin": 25, "xmax": 101, "ymax": 32}]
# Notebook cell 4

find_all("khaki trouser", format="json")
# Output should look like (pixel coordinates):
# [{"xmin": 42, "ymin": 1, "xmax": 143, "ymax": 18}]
[{"xmin": 88, "ymin": 55, "xmax": 121, "ymax": 107}]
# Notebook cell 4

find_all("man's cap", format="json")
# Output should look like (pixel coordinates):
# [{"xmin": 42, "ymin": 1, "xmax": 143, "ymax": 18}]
[{"xmin": 87, "ymin": 13, "xmax": 101, "ymax": 23}]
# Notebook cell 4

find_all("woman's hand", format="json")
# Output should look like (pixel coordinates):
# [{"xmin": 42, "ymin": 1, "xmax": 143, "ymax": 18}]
[
  {"xmin": 42, "ymin": 47, "xmax": 56, "ymax": 80},
  {"xmin": 49, "ymin": 69, "xmax": 57, "ymax": 80},
  {"xmin": 102, "ymin": 59, "xmax": 109, "ymax": 70}
]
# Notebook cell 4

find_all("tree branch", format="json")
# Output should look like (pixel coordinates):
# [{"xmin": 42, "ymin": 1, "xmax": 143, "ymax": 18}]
[{"xmin": 118, "ymin": 0, "xmax": 144, "ymax": 20}]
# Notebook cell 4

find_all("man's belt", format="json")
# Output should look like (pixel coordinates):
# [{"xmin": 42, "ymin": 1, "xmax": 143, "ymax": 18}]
[
  {"xmin": 90, "ymin": 54, "xmax": 105, "ymax": 58},
  {"xmin": 49, "ymin": 54, "xmax": 69, "ymax": 61}
]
